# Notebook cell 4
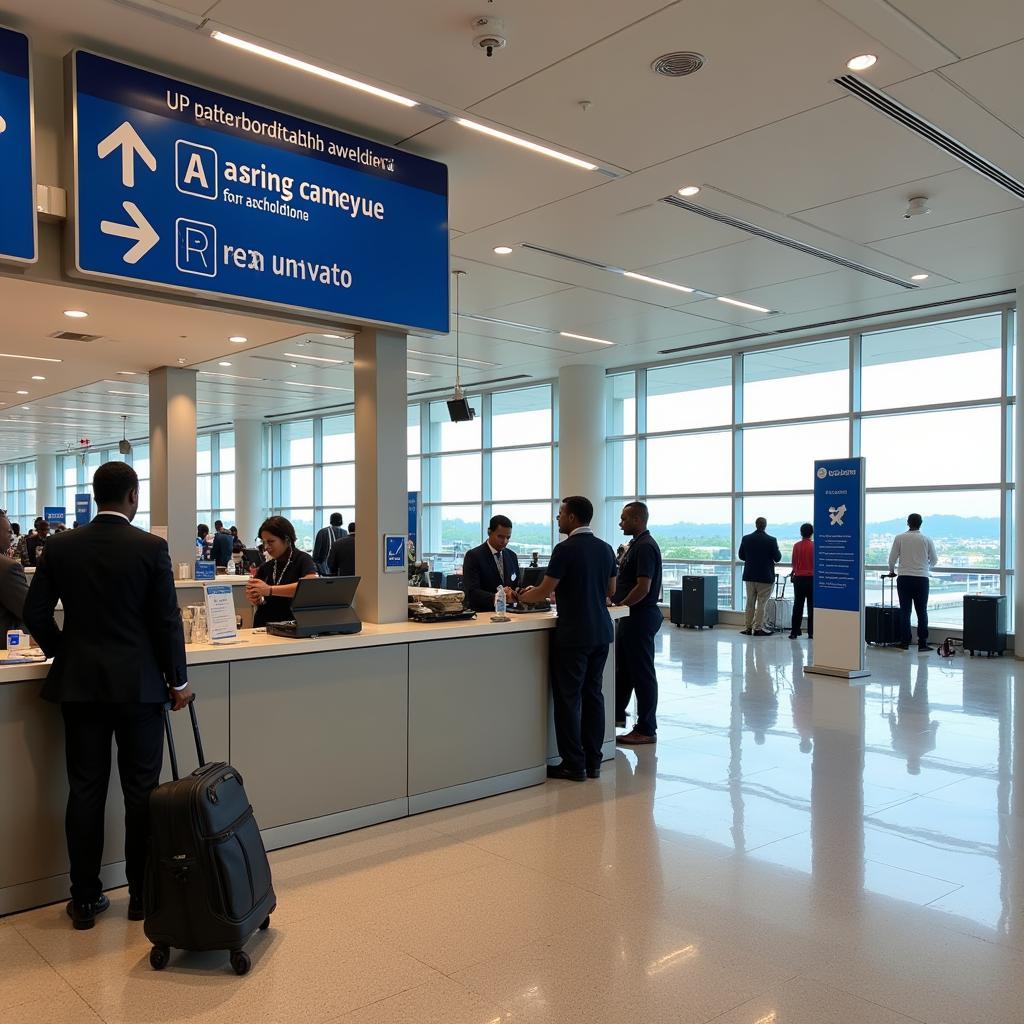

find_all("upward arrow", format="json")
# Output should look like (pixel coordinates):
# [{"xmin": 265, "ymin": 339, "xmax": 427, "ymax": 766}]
[{"xmin": 97, "ymin": 121, "xmax": 156, "ymax": 188}]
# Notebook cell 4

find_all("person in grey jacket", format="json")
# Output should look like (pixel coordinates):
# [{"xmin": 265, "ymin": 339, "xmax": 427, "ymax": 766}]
[{"xmin": 0, "ymin": 511, "xmax": 28, "ymax": 644}]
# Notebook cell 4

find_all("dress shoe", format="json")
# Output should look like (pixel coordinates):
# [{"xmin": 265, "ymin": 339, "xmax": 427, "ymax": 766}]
[
  {"xmin": 753, "ymin": 629, "xmax": 772, "ymax": 637},
  {"xmin": 586, "ymin": 766, "xmax": 601, "ymax": 779},
  {"xmin": 127, "ymin": 894, "xmax": 145, "ymax": 921},
  {"xmin": 616, "ymin": 729, "xmax": 656, "ymax": 745},
  {"xmin": 788, "ymin": 632, "xmax": 800, "ymax": 639},
  {"xmin": 896, "ymin": 643, "xmax": 910, "ymax": 651},
  {"xmin": 739, "ymin": 629, "xmax": 753, "ymax": 636},
  {"xmin": 918, "ymin": 644, "xmax": 934, "ymax": 653},
  {"xmin": 546, "ymin": 763, "xmax": 586, "ymax": 781},
  {"xmin": 66, "ymin": 893, "xmax": 110, "ymax": 930}
]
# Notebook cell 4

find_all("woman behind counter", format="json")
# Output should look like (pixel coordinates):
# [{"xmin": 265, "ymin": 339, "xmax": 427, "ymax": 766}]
[{"xmin": 246, "ymin": 516, "xmax": 318, "ymax": 627}]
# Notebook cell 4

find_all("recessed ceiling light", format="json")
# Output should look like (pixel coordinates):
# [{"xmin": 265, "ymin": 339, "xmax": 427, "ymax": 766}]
[
  {"xmin": 199, "ymin": 371, "xmax": 263, "ymax": 382},
  {"xmin": 290, "ymin": 363, "xmax": 299, "ymax": 368},
  {"xmin": 677, "ymin": 186, "xmax": 700, "ymax": 197},
  {"xmin": 717, "ymin": 296, "xmax": 774, "ymax": 313},
  {"xmin": 21, "ymin": 406, "xmax": 29, "ymax": 410},
  {"xmin": 559, "ymin": 331, "xmax": 615, "ymax": 347},
  {"xmin": 116, "ymin": 370, "xmax": 137, "ymax": 375},
  {"xmin": 31, "ymin": 375, "xmax": 45, "ymax": 381},
  {"xmin": 454, "ymin": 117, "xmax": 598, "ymax": 171},
  {"xmin": 493, "ymin": 246, "xmax": 514, "ymax": 255},
  {"xmin": 177, "ymin": 358, "xmax": 187, "ymax": 365},
  {"xmin": 622, "ymin": 271, "xmax": 695, "ymax": 294},
  {"xmin": 911, "ymin": 273, "xmax": 929, "ymax": 281},
  {"xmin": 218, "ymin": 361, "xmax": 232, "ymax": 367},
  {"xmin": 283, "ymin": 351, "xmax": 347, "ymax": 364},
  {"xmin": 0, "ymin": 353, "xmax": 61, "ymax": 363},
  {"xmin": 16, "ymin": 390, "xmax": 28, "ymax": 395},
  {"xmin": 63, "ymin": 309, "xmax": 88, "ymax": 318},
  {"xmin": 229, "ymin": 335, "xmax": 247, "ymax": 343},
  {"xmin": 210, "ymin": 31, "xmax": 419, "ymax": 107},
  {"xmin": 321, "ymin": 333, "xmax": 342, "ymax": 339},
  {"xmin": 283, "ymin": 380, "xmax": 352, "ymax": 391},
  {"xmin": 847, "ymin": 54, "xmax": 877, "ymax": 71},
  {"xmin": 406, "ymin": 370, "xmax": 431, "ymax": 378}
]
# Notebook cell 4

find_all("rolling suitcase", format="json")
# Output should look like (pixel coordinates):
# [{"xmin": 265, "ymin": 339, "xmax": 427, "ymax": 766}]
[
  {"xmin": 763, "ymin": 575, "xmax": 792, "ymax": 633},
  {"xmin": 145, "ymin": 698, "xmax": 276, "ymax": 976},
  {"xmin": 866, "ymin": 573, "xmax": 900, "ymax": 646}
]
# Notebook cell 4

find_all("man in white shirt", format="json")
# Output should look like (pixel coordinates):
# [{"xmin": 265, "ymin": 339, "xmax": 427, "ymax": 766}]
[{"xmin": 888, "ymin": 513, "xmax": 939, "ymax": 653}]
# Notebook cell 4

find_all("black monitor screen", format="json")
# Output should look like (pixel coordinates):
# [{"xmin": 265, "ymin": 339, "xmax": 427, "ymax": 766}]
[
  {"xmin": 520, "ymin": 567, "xmax": 548, "ymax": 589},
  {"xmin": 292, "ymin": 575, "xmax": 360, "ymax": 611}
]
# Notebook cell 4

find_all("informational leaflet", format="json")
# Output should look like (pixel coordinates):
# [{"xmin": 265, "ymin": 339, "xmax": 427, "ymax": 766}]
[
  {"xmin": 204, "ymin": 583, "xmax": 239, "ymax": 643},
  {"xmin": 69, "ymin": 50, "xmax": 448, "ymax": 332}
]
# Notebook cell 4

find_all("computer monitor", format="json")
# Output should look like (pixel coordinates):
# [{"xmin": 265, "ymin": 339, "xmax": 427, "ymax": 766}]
[
  {"xmin": 241, "ymin": 548, "xmax": 263, "ymax": 570},
  {"xmin": 292, "ymin": 575, "xmax": 360, "ymax": 611},
  {"xmin": 520, "ymin": 567, "xmax": 548, "ymax": 589}
]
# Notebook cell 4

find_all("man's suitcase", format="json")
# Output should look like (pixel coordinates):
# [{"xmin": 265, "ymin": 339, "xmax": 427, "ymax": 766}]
[
  {"xmin": 763, "ymin": 575, "xmax": 792, "ymax": 633},
  {"xmin": 866, "ymin": 573, "xmax": 900, "ymax": 646},
  {"xmin": 145, "ymin": 698, "xmax": 276, "ymax": 976}
]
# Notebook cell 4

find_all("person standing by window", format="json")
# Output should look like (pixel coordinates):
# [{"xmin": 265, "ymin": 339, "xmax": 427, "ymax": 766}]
[
  {"xmin": 888, "ymin": 513, "xmax": 938, "ymax": 653},
  {"xmin": 789, "ymin": 523, "xmax": 814, "ymax": 640}
]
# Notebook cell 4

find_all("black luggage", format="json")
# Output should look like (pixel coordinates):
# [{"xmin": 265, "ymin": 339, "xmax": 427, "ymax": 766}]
[
  {"xmin": 145, "ymin": 698, "xmax": 276, "ymax": 976},
  {"xmin": 866, "ymin": 573, "xmax": 900, "ymax": 646}
]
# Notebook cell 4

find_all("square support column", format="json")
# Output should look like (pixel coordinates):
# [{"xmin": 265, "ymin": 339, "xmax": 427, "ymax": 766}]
[
  {"xmin": 233, "ymin": 419, "xmax": 264, "ymax": 547},
  {"xmin": 354, "ymin": 328, "xmax": 407, "ymax": 624},
  {"xmin": 149, "ymin": 366, "xmax": 197, "ymax": 568}
]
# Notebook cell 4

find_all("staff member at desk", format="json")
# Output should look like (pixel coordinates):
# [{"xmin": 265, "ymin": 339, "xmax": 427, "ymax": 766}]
[
  {"xmin": 246, "ymin": 516, "xmax": 318, "ymax": 627},
  {"xmin": 519, "ymin": 496, "xmax": 617, "ymax": 782},
  {"xmin": 462, "ymin": 515, "xmax": 520, "ymax": 611}
]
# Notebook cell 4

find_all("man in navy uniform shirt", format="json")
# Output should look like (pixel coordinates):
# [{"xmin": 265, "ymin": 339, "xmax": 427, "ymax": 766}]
[
  {"xmin": 519, "ymin": 495, "xmax": 617, "ymax": 781},
  {"xmin": 613, "ymin": 501, "xmax": 663, "ymax": 744},
  {"xmin": 462, "ymin": 515, "xmax": 520, "ymax": 612}
]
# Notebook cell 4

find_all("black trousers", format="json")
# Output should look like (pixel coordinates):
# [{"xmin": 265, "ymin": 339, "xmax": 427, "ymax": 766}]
[
  {"xmin": 551, "ymin": 643, "xmax": 608, "ymax": 772},
  {"xmin": 61, "ymin": 702, "xmax": 165, "ymax": 903},
  {"xmin": 896, "ymin": 575, "xmax": 930, "ymax": 646},
  {"xmin": 791, "ymin": 576, "xmax": 813, "ymax": 637},
  {"xmin": 615, "ymin": 607, "xmax": 662, "ymax": 736}
]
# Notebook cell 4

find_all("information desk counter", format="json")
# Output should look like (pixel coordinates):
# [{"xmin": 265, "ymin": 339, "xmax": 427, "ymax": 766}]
[{"xmin": 0, "ymin": 609, "xmax": 626, "ymax": 916}]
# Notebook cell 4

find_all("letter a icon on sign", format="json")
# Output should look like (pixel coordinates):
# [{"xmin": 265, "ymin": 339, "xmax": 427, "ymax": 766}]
[{"xmin": 175, "ymin": 140, "xmax": 218, "ymax": 200}]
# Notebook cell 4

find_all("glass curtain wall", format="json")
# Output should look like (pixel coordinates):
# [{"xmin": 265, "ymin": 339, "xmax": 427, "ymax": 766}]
[
  {"xmin": 57, "ymin": 445, "xmax": 152, "ymax": 530},
  {"xmin": 607, "ymin": 308, "xmax": 1014, "ymax": 628},
  {"xmin": 196, "ymin": 429, "xmax": 237, "ymax": 536},
  {"xmin": 0, "ymin": 460, "xmax": 36, "ymax": 527}
]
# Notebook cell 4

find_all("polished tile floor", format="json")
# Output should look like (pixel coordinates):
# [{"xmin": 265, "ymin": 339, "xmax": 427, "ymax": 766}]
[{"xmin": 5, "ymin": 628, "xmax": 1024, "ymax": 1023}]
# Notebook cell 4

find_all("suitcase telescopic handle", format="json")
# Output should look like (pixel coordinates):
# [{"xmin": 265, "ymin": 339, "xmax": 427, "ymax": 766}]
[{"xmin": 162, "ymin": 694, "xmax": 205, "ymax": 782}]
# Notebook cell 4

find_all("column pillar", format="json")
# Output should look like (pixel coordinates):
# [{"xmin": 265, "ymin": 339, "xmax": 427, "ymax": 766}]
[
  {"xmin": 149, "ymin": 367, "xmax": 197, "ymax": 568},
  {"xmin": 1015, "ymin": 291, "xmax": 1024, "ymax": 656},
  {"xmin": 233, "ymin": 419, "xmax": 263, "ymax": 546},
  {"xmin": 354, "ymin": 328, "xmax": 407, "ymax": 624},
  {"xmin": 558, "ymin": 364, "xmax": 606, "ymax": 529},
  {"xmin": 35, "ymin": 453, "xmax": 57, "ymax": 515}
]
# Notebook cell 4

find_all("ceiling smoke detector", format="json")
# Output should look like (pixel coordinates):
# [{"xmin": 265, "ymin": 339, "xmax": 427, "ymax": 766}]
[
  {"xmin": 651, "ymin": 51, "xmax": 705, "ymax": 77},
  {"xmin": 472, "ymin": 16, "xmax": 508, "ymax": 57},
  {"xmin": 904, "ymin": 195, "xmax": 931, "ymax": 219}
]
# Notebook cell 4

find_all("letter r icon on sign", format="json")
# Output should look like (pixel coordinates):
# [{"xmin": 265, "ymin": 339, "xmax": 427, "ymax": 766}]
[
  {"xmin": 175, "ymin": 140, "xmax": 218, "ymax": 200},
  {"xmin": 175, "ymin": 219, "xmax": 217, "ymax": 278}
]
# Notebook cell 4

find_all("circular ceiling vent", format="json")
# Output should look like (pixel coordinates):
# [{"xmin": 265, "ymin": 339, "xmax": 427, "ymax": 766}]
[{"xmin": 651, "ymin": 51, "xmax": 705, "ymax": 77}]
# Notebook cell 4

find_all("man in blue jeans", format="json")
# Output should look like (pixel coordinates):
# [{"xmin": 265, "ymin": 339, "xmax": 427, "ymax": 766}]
[{"xmin": 888, "ymin": 513, "xmax": 938, "ymax": 653}]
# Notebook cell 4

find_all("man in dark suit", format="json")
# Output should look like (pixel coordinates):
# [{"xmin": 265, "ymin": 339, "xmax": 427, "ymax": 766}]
[
  {"xmin": 327, "ymin": 523, "xmax": 356, "ymax": 577},
  {"xmin": 210, "ymin": 522, "xmax": 234, "ymax": 568},
  {"xmin": 462, "ymin": 515, "xmax": 521, "ymax": 612},
  {"xmin": 24, "ymin": 461, "xmax": 191, "ymax": 930},
  {"xmin": 313, "ymin": 512, "xmax": 348, "ymax": 575},
  {"xmin": 519, "ymin": 496, "xmax": 617, "ymax": 781},
  {"xmin": 0, "ymin": 510, "xmax": 28, "ymax": 642},
  {"xmin": 738, "ymin": 516, "xmax": 782, "ymax": 636}
]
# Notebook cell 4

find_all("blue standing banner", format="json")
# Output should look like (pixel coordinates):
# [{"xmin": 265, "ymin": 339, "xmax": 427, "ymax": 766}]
[
  {"xmin": 43, "ymin": 506, "xmax": 66, "ymax": 527},
  {"xmin": 0, "ymin": 26, "xmax": 37, "ymax": 264},
  {"xmin": 74, "ymin": 493, "xmax": 92, "ymax": 525},
  {"xmin": 807, "ymin": 456, "xmax": 869, "ymax": 680},
  {"xmin": 68, "ymin": 50, "xmax": 448, "ymax": 332},
  {"xmin": 407, "ymin": 490, "xmax": 420, "ymax": 554}
]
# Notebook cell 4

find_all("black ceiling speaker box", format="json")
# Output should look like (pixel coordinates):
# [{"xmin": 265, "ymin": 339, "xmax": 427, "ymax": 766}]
[{"xmin": 447, "ymin": 398, "xmax": 476, "ymax": 422}]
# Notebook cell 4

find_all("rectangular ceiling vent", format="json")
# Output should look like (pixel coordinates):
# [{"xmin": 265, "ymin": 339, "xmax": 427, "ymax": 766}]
[
  {"xmin": 661, "ymin": 195, "xmax": 917, "ymax": 289},
  {"xmin": 835, "ymin": 74, "xmax": 1024, "ymax": 201},
  {"xmin": 520, "ymin": 243, "xmax": 618, "ymax": 273},
  {"xmin": 48, "ymin": 330, "xmax": 104, "ymax": 342}
]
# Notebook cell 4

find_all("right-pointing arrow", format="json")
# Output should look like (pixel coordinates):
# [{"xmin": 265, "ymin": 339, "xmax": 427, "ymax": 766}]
[
  {"xmin": 97, "ymin": 121, "xmax": 157, "ymax": 188},
  {"xmin": 101, "ymin": 201, "xmax": 159, "ymax": 264}
]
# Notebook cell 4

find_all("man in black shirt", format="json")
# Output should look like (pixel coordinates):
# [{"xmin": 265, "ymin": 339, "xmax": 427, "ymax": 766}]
[
  {"xmin": 26, "ymin": 518, "xmax": 49, "ymax": 566},
  {"xmin": 519, "ymin": 495, "xmax": 617, "ymax": 781},
  {"xmin": 613, "ymin": 502, "xmax": 663, "ymax": 744},
  {"xmin": 312, "ymin": 512, "xmax": 348, "ymax": 575},
  {"xmin": 738, "ymin": 517, "xmax": 781, "ymax": 636}
]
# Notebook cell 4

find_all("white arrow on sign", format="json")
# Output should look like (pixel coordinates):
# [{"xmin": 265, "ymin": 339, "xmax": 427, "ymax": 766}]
[
  {"xmin": 97, "ymin": 121, "xmax": 156, "ymax": 188},
  {"xmin": 100, "ymin": 201, "xmax": 159, "ymax": 264}
]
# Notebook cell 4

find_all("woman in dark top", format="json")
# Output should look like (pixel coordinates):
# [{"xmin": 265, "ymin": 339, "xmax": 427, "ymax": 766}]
[{"xmin": 246, "ymin": 516, "xmax": 318, "ymax": 628}]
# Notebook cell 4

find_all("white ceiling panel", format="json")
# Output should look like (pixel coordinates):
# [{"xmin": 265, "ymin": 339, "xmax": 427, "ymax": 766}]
[
  {"xmin": 940, "ymin": 40, "xmax": 1024, "ymax": 139},
  {"xmin": 449, "ymin": 258, "xmax": 571, "ymax": 315},
  {"xmin": 469, "ymin": 0, "xmax": 921, "ymax": 170},
  {"xmin": 794, "ymin": 168, "xmax": 1019, "ymax": 245},
  {"xmin": 887, "ymin": 0, "xmax": 1024, "ymax": 58}
]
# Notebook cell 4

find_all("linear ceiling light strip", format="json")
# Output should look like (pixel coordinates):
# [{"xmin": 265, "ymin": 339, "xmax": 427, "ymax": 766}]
[
  {"xmin": 834, "ymin": 75, "xmax": 1024, "ymax": 201},
  {"xmin": 661, "ymin": 196, "xmax": 917, "ymax": 289}
]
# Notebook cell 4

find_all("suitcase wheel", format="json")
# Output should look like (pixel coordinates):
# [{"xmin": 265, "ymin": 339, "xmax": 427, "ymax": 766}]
[
  {"xmin": 259, "ymin": 916, "xmax": 271, "ymax": 931},
  {"xmin": 230, "ymin": 949, "xmax": 252, "ymax": 976},
  {"xmin": 149, "ymin": 945, "xmax": 170, "ymax": 971}
]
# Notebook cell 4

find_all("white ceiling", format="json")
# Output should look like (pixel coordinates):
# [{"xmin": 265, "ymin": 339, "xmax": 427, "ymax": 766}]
[{"xmin": 0, "ymin": 0, "xmax": 1022, "ymax": 461}]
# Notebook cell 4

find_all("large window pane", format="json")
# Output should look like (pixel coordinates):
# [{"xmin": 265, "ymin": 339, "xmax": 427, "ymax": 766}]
[
  {"xmin": 742, "ymin": 420, "xmax": 848, "ymax": 491},
  {"xmin": 862, "ymin": 314, "xmax": 1002, "ymax": 411},
  {"xmin": 489, "ymin": 503, "xmax": 556, "ymax": 561},
  {"xmin": 492, "ymin": 386, "xmax": 552, "ymax": 447},
  {"xmin": 491, "ymin": 447, "xmax": 551, "ymax": 501},
  {"xmin": 219, "ymin": 472, "xmax": 235, "ymax": 511},
  {"xmin": 424, "ymin": 504, "xmax": 481, "ymax": 559},
  {"xmin": 647, "ymin": 432, "xmax": 731, "ymax": 494},
  {"xmin": 865, "ymin": 489, "xmax": 1001, "ymax": 570},
  {"xmin": 280, "ymin": 467, "xmax": 314, "ymax": 507},
  {"xmin": 741, "ymin": 495, "xmax": 814, "ymax": 563},
  {"xmin": 428, "ymin": 397, "xmax": 481, "ymax": 451},
  {"xmin": 196, "ymin": 434, "xmax": 212, "ymax": 475},
  {"xmin": 645, "ymin": 497, "xmax": 732, "ymax": 561},
  {"xmin": 323, "ymin": 415, "xmax": 354, "ymax": 463},
  {"xmin": 322, "ymin": 463, "xmax": 355, "ymax": 506},
  {"xmin": 607, "ymin": 440, "xmax": 636, "ymax": 498},
  {"xmin": 281, "ymin": 420, "xmax": 314, "ymax": 465},
  {"xmin": 196, "ymin": 475, "xmax": 211, "ymax": 512},
  {"xmin": 607, "ymin": 373, "xmax": 636, "ymax": 436},
  {"xmin": 408, "ymin": 457, "xmax": 421, "ymax": 493},
  {"xmin": 659, "ymin": 563, "xmax": 735, "ymax": 609},
  {"xmin": 280, "ymin": 509, "xmax": 315, "ymax": 553},
  {"xmin": 743, "ymin": 339, "xmax": 848, "ymax": 422},
  {"xmin": 428, "ymin": 453, "xmax": 481, "ymax": 502},
  {"xmin": 861, "ymin": 406, "xmax": 1001, "ymax": 487},
  {"xmin": 407, "ymin": 405, "xmax": 421, "ymax": 456},
  {"xmin": 647, "ymin": 359, "xmax": 731, "ymax": 433}
]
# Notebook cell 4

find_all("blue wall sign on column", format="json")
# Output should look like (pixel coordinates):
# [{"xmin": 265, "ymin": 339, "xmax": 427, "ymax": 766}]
[
  {"xmin": 0, "ymin": 26, "xmax": 37, "ymax": 264},
  {"xmin": 806, "ymin": 456, "xmax": 869, "ymax": 681},
  {"xmin": 74, "ymin": 493, "xmax": 92, "ymax": 525},
  {"xmin": 68, "ymin": 50, "xmax": 449, "ymax": 332}
]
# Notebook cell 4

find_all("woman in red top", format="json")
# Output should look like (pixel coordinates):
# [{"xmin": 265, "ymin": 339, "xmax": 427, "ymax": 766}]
[{"xmin": 789, "ymin": 523, "xmax": 814, "ymax": 639}]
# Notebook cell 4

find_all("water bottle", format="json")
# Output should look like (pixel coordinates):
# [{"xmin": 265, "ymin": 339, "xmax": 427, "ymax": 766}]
[{"xmin": 494, "ymin": 585, "xmax": 507, "ymax": 619}]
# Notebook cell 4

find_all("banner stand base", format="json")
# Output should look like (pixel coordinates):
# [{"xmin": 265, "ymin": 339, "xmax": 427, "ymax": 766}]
[{"xmin": 805, "ymin": 665, "xmax": 870, "ymax": 682}]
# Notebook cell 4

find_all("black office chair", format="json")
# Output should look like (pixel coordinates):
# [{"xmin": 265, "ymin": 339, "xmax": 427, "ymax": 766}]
[{"xmin": 445, "ymin": 573, "xmax": 465, "ymax": 592}]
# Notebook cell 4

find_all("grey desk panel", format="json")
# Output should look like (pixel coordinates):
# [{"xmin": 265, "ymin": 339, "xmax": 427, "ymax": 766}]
[
  {"xmin": 409, "ymin": 632, "xmax": 548, "ymax": 796},
  {"xmin": 163, "ymin": 664, "xmax": 230, "ymax": 778},
  {"xmin": 229, "ymin": 646, "xmax": 408, "ymax": 830}
]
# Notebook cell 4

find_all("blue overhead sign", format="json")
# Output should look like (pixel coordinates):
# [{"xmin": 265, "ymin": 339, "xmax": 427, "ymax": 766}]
[
  {"xmin": 813, "ymin": 457, "xmax": 864, "ymax": 614},
  {"xmin": 0, "ymin": 26, "xmax": 36, "ymax": 264},
  {"xmin": 69, "ymin": 50, "xmax": 449, "ymax": 332}
]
